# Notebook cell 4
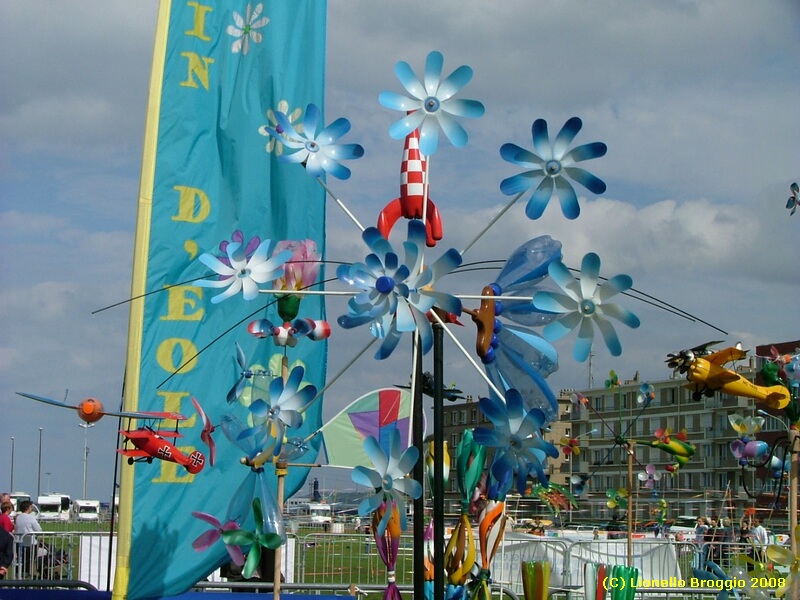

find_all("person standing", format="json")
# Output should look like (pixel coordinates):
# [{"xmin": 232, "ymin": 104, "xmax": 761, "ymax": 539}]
[
  {"xmin": 751, "ymin": 518, "xmax": 768, "ymax": 560},
  {"xmin": 694, "ymin": 517, "xmax": 709, "ymax": 544},
  {"xmin": 0, "ymin": 527, "xmax": 13, "ymax": 579},
  {"xmin": 14, "ymin": 501, "xmax": 41, "ymax": 577},
  {"xmin": 0, "ymin": 502, "xmax": 14, "ymax": 533}
]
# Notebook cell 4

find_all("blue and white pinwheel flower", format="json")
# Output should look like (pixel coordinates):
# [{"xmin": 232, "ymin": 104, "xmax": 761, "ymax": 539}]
[
  {"xmin": 261, "ymin": 103, "xmax": 364, "ymax": 180},
  {"xmin": 352, "ymin": 429, "xmax": 422, "ymax": 536},
  {"xmin": 473, "ymin": 389, "xmax": 559, "ymax": 494},
  {"xmin": 379, "ymin": 50, "xmax": 485, "ymax": 157},
  {"xmin": 197, "ymin": 237, "xmax": 292, "ymax": 303},
  {"xmin": 337, "ymin": 220, "xmax": 462, "ymax": 360},
  {"xmin": 238, "ymin": 365, "xmax": 316, "ymax": 460},
  {"xmin": 500, "ymin": 117, "xmax": 607, "ymax": 220},
  {"xmin": 533, "ymin": 252, "xmax": 640, "ymax": 362}
]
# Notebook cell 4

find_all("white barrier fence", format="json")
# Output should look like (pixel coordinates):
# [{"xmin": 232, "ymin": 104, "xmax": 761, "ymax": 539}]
[{"xmin": 11, "ymin": 531, "xmax": 784, "ymax": 598}]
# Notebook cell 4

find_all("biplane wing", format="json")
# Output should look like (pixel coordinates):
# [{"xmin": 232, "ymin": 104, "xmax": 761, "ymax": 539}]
[
  {"xmin": 706, "ymin": 345, "xmax": 747, "ymax": 366},
  {"xmin": 117, "ymin": 448, "xmax": 150, "ymax": 458}
]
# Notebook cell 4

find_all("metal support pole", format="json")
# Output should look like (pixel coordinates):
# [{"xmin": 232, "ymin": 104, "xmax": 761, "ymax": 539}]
[
  {"xmin": 433, "ymin": 323, "xmax": 445, "ymax": 600},
  {"xmin": 10, "ymin": 438, "xmax": 14, "ymax": 492},
  {"xmin": 412, "ymin": 335, "xmax": 425, "ymax": 600},
  {"xmin": 627, "ymin": 441, "xmax": 634, "ymax": 567},
  {"xmin": 37, "ymin": 427, "xmax": 43, "ymax": 498}
]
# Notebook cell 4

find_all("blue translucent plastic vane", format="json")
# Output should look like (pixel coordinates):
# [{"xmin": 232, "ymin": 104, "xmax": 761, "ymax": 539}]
[
  {"xmin": 500, "ymin": 117, "xmax": 607, "ymax": 220},
  {"xmin": 473, "ymin": 389, "xmax": 559, "ymax": 493}
]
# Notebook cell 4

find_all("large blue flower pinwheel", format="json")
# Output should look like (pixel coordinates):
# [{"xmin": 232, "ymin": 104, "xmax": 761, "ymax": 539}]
[
  {"xmin": 238, "ymin": 365, "xmax": 316, "ymax": 460},
  {"xmin": 533, "ymin": 252, "xmax": 640, "ymax": 362},
  {"xmin": 261, "ymin": 103, "xmax": 364, "ymax": 180},
  {"xmin": 352, "ymin": 429, "xmax": 422, "ymax": 536},
  {"xmin": 473, "ymin": 389, "xmax": 559, "ymax": 494},
  {"xmin": 378, "ymin": 50, "xmax": 485, "ymax": 157},
  {"xmin": 197, "ymin": 236, "xmax": 292, "ymax": 303},
  {"xmin": 337, "ymin": 220, "xmax": 462, "ymax": 360},
  {"xmin": 500, "ymin": 117, "xmax": 607, "ymax": 220}
]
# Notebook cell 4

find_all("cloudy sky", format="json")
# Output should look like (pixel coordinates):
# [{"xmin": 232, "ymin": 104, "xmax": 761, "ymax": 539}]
[{"xmin": 1, "ymin": 1, "xmax": 798, "ymax": 502}]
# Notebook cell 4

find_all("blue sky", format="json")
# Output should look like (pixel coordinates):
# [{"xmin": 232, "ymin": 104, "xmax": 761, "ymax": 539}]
[{"xmin": 1, "ymin": 0, "xmax": 798, "ymax": 501}]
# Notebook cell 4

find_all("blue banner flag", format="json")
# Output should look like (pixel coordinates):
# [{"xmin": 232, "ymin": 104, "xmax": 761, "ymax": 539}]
[{"xmin": 114, "ymin": 2, "xmax": 327, "ymax": 598}]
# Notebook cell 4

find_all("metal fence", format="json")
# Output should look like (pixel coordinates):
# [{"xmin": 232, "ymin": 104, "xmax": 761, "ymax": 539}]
[{"xmin": 8, "ymin": 531, "xmax": 785, "ymax": 598}]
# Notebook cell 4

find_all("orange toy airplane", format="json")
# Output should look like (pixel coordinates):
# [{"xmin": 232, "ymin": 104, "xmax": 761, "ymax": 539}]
[{"xmin": 666, "ymin": 342, "xmax": 790, "ymax": 409}]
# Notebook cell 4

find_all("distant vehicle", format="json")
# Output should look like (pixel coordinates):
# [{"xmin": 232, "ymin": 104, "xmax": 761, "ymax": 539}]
[
  {"xmin": 284, "ymin": 499, "xmax": 332, "ymax": 525},
  {"xmin": 37, "ymin": 494, "xmax": 71, "ymax": 522},
  {"xmin": 669, "ymin": 515, "xmax": 701, "ymax": 537},
  {"xmin": 9, "ymin": 492, "xmax": 31, "ymax": 513},
  {"xmin": 72, "ymin": 499, "xmax": 101, "ymax": 521}
]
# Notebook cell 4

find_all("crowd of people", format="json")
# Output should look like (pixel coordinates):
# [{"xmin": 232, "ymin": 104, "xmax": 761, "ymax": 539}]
[{"xmin": 691, "ymin": 514, "xmax": 771, "ymax": 563}]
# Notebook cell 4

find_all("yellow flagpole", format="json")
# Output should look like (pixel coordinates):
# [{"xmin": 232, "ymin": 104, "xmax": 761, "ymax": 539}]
[{"xmin": 112, "ymin": 0, "xmax": 171, "ymax": 597}]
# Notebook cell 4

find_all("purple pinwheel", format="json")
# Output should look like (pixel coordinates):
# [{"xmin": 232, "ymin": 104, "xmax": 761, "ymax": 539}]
[
  {"xmin": 352, "ymin": 428, "xmax": 422, "ymax": 536},
  {"xmin": 191, "ymin": 511, "xmax": 245, "ymax": 566},
  {"xmin": 239, "ymin": 365, "xmax": 316, "ymax": 460},
  {"xmin": 473, "ymin": 389, "xmax": 559, "ymax": 493},
  {"xmin": 196, "ymin": 234, "xmax": 292, "ymax": 303},
  {"xmin": 337, "ymin": 220, "xmax": 462, "ymax": 360},
  {"xmin": 637, "ymin": 464, "xmax": 662, "ymax": 489},
  {"xmin": 500, "ymin": 117, "xmax": 607, "ymax": 220},
  {"xmin": 261, "ymin": 103, "xmax": 364, "ymax": 180},
  {"xmin": 787, "ymin": 182, "xmax": 798, "ymax": 216},
  {"xmin": 379, "ymin": 50, "xmax": 485, "ymax": 156},
  {"xmin": 532, "ymin": 252, "xmax": 640, "ymax": 362}
]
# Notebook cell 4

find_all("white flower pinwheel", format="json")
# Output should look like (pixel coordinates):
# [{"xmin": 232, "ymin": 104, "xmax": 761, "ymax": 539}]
[
  {"xmin": 473, "ymin": 389, "xmax": 559, "ymax": 494},
  {"xmin": 352, "ymin": 429, "xmax": 422, "ymax": 535},
  {"xmin": 261, "ymin": 103, "xmax": 364, "ymax": 180},
  {"xmin": 197, "ymin": 237, "xmax": 292, "ymax": 303},
  {"xmin": 337, "ymin": 220, "xmax": 462, "ymax": 359},
  {"xmin": 533, "ymin": 252, "xmax": 640, "ymax": 362},
  {"xmin": 379, "ymin": 50, "xmax": 485, "ymax": 156},
  {"xmin": 238, "ymin": 365, "xmax": 316, "ymax": 460}
]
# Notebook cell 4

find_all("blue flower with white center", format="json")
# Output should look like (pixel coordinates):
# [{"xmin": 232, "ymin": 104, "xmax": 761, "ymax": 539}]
[
  {"xmin": 500, "ymin": 117, "xmax": 607, "ymax": 220},
  {"xmin": 337, "ymin": 220, "xmax": 462, "ymax": 360},
  {"xmin": 237, "ymin": 365, "xmax": 316, "ymax": 460},
  {"xmin": 473, "ymin": 389, "xmax": 559, "ymax": 494},
  {"xmin": 352, "ymin": 429, "xmax": 422, "ymax": 536},
  {"xmin": 532, "ymin": 252, "xmax": 640, "ymax": 362},
  {"xmin": 379, "ymin": 50, "xmax": 485, "ymax": 156},
  {"xmin": 261, "ymin": 103, "xmax": 364, "ymax": 180}
]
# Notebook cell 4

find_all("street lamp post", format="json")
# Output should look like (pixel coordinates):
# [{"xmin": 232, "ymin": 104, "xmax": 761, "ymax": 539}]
[
  {"xmin": 79, "ymin": 423, "xmax": 95, "ymax": 499},
  {"xmin": 37, "ymin": 428, "xmax": 43, "ymax": 498},
  {"xmin": 10, "ymin": 438, "xmax": 14, "ymax": 492}
]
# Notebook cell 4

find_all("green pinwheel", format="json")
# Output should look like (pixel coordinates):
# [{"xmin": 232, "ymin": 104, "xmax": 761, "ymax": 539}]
[{"xmin": 221, "ymin": 497, "xmax": 282, "ymax": 579}]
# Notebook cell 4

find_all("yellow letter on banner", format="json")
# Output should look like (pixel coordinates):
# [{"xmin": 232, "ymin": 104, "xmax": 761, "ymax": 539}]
[
  {"xmin": 160, "ymin": 286, "xmax": 204, "ymax": 322},
  {"xmin": 156, "ymin": 390, "xmax": 197, "ymax": 429},
  {"xmin": 184, "ymin": 2, "xmax": 213, "ymax": 41},
  {"xmin": 180, "ymin": 52, "xmax": 215, "ymax": 90},
  {"xmin": 156, "ymin": 338, "xmax": 199, "ymax": 374},
  {"xmin": 172, "ymin": 185, "xmax": 211, "ymax": 223}
]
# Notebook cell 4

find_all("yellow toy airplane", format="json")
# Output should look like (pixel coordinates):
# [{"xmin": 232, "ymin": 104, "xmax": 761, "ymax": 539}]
[{"xmin": 666, "ymin": 342, "xmax": 789, "ymax": 409}]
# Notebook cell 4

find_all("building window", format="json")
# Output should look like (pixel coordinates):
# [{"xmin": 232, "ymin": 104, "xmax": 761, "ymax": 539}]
[
  {"xmin": 471, "ymin": 408, "xmax": 478, "ymax": 423},
  {"xmin": 450, "ymin": 411, "xmax": 457, "ymax": 426},
  {"xmin": 460, "ymin": 410, "xmax": 467, "ymax": 425},
  {"xmin": 595, "ymin": 396, "xmax": 604, "ymax": 412}
]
